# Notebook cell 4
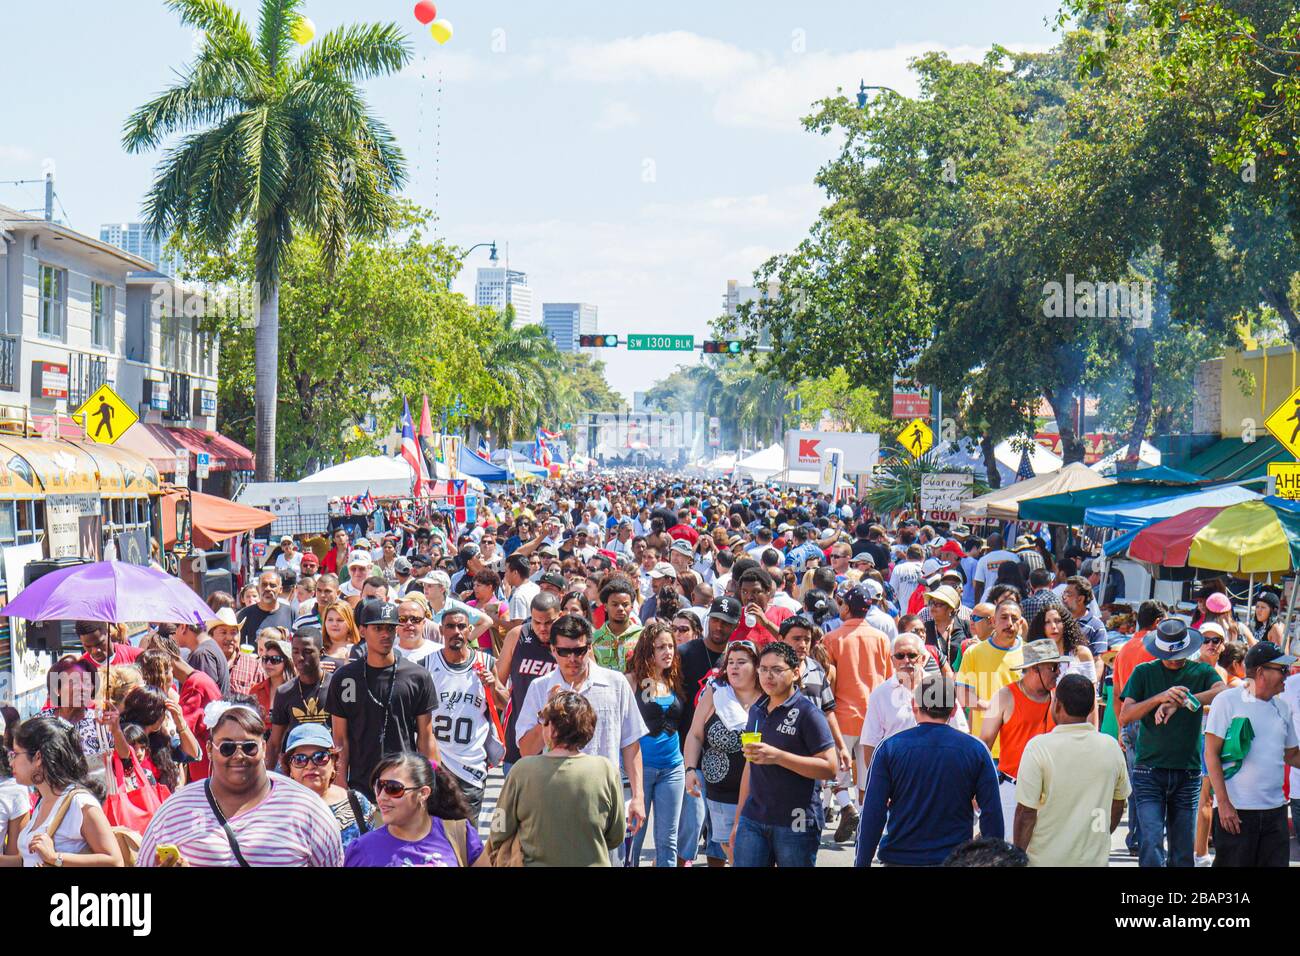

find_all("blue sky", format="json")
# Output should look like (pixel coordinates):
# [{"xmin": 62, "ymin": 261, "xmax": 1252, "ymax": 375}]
[{"xmin": 1, "ymin": 0, "xmax": 1064, "ymax": 400}]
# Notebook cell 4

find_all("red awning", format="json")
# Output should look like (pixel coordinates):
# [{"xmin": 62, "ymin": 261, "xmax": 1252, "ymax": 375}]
[
  {"xmin": 166, "ymin": 427, "xmax": 255, "ymax": 472},
  {"xmin": 116, "ymin": 422, "xmax": 189, "ymax": 472},
  {"xmin": 162, "ymin": 489, "xmax": 275, "ymax": 549},
  {"xmin": 30, "ymin": 413, "xmax": 84, "ymax": 441}
]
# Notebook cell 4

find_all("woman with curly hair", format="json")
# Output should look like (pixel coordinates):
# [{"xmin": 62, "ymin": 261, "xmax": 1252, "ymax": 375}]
[
  {"xmin": 624, "ymin": 621, "xmax": 686, "ymax": 866},
  {"xmin": 1028, "ymin": 605, "xmax": 1098, "ymax": 688}
]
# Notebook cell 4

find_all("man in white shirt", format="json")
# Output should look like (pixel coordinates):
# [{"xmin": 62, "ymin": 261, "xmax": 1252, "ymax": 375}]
[
  {"xmin": 860, "ymin": 579, "xmax": 898, "ymax": 641},
  {"xmin": 609, "ymin": 518, "xmax": 636, "ymax": 557},
  {"xmin": 515, "ymin": 614, "xmax": 647, "ymax": 856},
  {"xmin": 973, "ymin": 532, "xmax": 1018, "ymax": 603},
  {"xmin": 1203, "ymin": 642, "xmax": 1300, "ymax": 867},
  {"xmin": 504, "ymin": 554, "xmax": 540, "ymax": 632},
  {"xmin": 862, "ymin": 632, "xmax": 967, "ymax": 767},
  {"xmin": 339, "ymin": 550, "xmax": 372, "ymax": 599},
  {"xmin": 275, "ymin": 535, "xmax": 303, "ymax": 575}
]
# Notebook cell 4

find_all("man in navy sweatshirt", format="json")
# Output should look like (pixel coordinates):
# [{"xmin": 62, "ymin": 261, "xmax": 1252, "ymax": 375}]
[{"xmin": 855, "ymin": 673, "xmax": 1003, "ymax": 866}]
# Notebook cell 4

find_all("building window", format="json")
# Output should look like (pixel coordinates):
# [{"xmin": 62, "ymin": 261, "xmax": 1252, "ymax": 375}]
[
  {"xmin": 38, "ymin": 264, "xmax": 67, "ymax": 339},
  {"xmin": 160, "ymin": 313, "xmax": 179, "ymax": 369},
  {"xmin": 91, "ymin": 282, "xmax": 114, "ymax": 349},
  {"xmin": 193, "ymin": 329, "xmax": 217, "ymax": 377}
]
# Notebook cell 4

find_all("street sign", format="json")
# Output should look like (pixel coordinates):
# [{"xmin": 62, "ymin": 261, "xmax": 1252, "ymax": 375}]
[
  {"xmin": 899, "ymin": 418, "xmax": 934, "ymax": 458},
  {"xmin": 892, "ymin": 373, "xmax": 931, "ymax": 419},
  {"xmin": 1268, "ymin": 462, "xmax": 1300, "ymax": 500},
  {"xmin": 196, "ymin": 452, "xmax": 211, "ymax": 480},
  {"xmin": 627, "ymin": 334, "xmax": 694, "ymax": 351},
  {"xmin": 1265, "ymin": 388, "xmax": 1300, "ymax": 458},
  {"xmin": 921, "ymin": 473, "xmax": 974, "ymax": 521},
  {"xmin": 174, "ymin": 454, "xmax": 189, "ymax": 483},
  {"xmin": 70, "ymin": 384, "xmax": 138, "ymax": 445}
]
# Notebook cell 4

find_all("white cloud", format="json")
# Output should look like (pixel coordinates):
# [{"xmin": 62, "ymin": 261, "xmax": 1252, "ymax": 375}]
[
  {"xmin": 0, "ymin": 145, "xmax": 35, "ymax": 165},
  {"xmin": 554, "ymin": 31, "xmax": 760, "ymax": 87},
  {"xmin": 594, "ymin": 100, "xmax": 640, "ymax": 130}
]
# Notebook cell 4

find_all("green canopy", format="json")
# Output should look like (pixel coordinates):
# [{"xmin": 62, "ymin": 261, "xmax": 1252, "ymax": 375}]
[{"xmin": 1017, "ymin": 482, "xmax": 1198, "ymax": 526}]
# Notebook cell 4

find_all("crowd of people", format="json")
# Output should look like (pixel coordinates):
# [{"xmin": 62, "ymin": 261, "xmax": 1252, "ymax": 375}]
[{"xmin": 2, "ymin": 471, "xmax": 1298, "ymax": 869}]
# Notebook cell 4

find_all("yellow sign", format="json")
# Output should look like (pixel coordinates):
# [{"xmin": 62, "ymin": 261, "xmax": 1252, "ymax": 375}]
[
  {"xmin": 1268, "ymin": 462, "xmax": 1300, "ymax": 500},
  {"xmin": 899, "ymin": 418, "xmax": 934, "ymax": 458},
  {"xmin": 1264, "ymin": 387, "xmax": 1300, "ymax": 458},
  {"xmin": 71, "ymin": 384, "xmax": 138, "ymax": 445}
]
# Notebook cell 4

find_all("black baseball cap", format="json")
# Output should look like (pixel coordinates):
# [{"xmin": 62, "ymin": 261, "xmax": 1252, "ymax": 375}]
[
  {"xmin": 358, "ymin": 601, "xmax": 399, "ymax": 627},
  {"xmin": 411, "ymin": 553, "xmax": 433, "ymax": 569},
  {"xmin": 1244, "ymin": 641, "xmax": 1298, "ymax": 670},
  {"xmin": 540, "ymin": 571, "xmax": 567, "ymax": 590},
  {"xmin": 709, "ymin": 596, "xmax": 742, "ymax": 626}
]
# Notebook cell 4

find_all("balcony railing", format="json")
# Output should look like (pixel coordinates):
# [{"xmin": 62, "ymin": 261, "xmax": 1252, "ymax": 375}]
[
  {"xmin": 0, "ymin": 336, "xmax": 16, "ymax": 392},
  {"xmin": 68, "ymin": 351, "xmax": 108, "ymax": 408}
]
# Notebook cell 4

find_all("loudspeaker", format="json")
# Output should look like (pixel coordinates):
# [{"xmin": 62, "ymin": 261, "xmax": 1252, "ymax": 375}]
[
  {"xmin": 200, "ymin": 568, "xmax": 233, "ymax": 600},
  {"xmin": 22, "ymin": 557, "xmax": 90, "ymax": 656}
]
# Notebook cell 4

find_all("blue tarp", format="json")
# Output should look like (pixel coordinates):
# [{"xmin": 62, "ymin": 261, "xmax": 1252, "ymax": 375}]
[
  {"xmin": 457, "ymin": 446, "xmax": 510, "ymax": 482},
  {"xmin": 1115, "ymin": 465, "xmax": 1205, "ymax": 484},
  {"xmin": 1086, "ymin": 484, "xmax": 1262, "ymax": 531}
]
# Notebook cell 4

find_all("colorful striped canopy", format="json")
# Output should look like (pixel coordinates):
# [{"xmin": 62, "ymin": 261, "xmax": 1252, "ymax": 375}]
[{"xmin": 1126, "ymin": 498, "xmax": 1300, "ymax": 573}]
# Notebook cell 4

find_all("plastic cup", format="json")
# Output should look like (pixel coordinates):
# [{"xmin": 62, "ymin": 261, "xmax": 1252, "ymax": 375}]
[
  {"xmin": 744, "ymin": 612, "xmax": 757, "ymax": 628},
  {"xmin": 740, "ymin": 731, "xmax": 762, "ymax": 752}
]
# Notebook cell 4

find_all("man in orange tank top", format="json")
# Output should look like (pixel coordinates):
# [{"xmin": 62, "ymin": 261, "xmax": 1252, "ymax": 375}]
[{"xmin": 978, "ymin": 639, "xmax": 1072, "ymax": 828}]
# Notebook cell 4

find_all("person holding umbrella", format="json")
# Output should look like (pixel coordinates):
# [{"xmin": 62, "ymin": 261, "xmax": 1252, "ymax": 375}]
[{"xmin": 75, "ymin": 620, "xmax": 140, "ymax": 667}]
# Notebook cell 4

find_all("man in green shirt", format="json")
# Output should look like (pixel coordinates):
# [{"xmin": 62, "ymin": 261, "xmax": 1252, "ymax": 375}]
[
  {"xmin": 1119, "ymin": 619, "xmax": 1225, "ymax": 868},
  {"xmin": 592, "ymin": 578, "xmax": 643, "ymax": 671}
]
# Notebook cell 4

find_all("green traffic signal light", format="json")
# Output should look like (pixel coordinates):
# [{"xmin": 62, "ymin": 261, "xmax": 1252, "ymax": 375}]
[{"xmin": 727, "ymin": 340, "xmax": 741, "ymax": 353}]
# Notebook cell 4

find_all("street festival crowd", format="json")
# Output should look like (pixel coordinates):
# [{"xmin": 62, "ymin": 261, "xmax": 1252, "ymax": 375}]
[{"xmin": 2, "ymin": 472, "xmax": 1299, "ymax": 869}]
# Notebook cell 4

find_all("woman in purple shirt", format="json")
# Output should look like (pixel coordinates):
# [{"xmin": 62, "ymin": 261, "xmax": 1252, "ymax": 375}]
[{"xmin": 343, "ymin": 754, "xmax": 486, "ymax": 867}]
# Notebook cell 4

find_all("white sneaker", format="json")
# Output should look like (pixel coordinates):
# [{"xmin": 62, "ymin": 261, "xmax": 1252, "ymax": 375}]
[{"xmin": 1195, "ymin": 854, "xmax": 1214, "ymax": 867}]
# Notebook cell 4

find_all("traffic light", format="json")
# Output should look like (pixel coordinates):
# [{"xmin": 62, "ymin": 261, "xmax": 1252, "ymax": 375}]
[
  {"xmin": 702, "ymin": 340, "xmax": 743, "ymax": 354},
  {"xmin": 579, "ymin": 334, "xmax": 619, "ymax": 347}
]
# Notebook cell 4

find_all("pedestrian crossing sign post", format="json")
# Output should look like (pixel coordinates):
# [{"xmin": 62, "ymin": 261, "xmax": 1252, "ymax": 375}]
[
  {"xmin": 899, "ymin": 418, "xmax": 934, "ymax": 458},
  {"xmin": 70, "ymin": 384, "xmax": 137, "ymax": 445},
  {"xmin": 1264, "ymin": 387, "xmax": 1300, "ymax": 458}
]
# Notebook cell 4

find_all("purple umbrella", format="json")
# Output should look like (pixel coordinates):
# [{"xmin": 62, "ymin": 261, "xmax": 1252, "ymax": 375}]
[{"xmin": 0, "ymin": 560, "xmax": 216, "ymax": 627}]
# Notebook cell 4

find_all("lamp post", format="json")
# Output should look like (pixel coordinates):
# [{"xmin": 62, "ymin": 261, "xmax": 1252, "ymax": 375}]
[
  {"xmin": 448, "ymin": 241, "xmax": 498, "ymax": 290},
  {"xmin": 856, "ymin": 80, "xmax": 902, "ymax": 108}
]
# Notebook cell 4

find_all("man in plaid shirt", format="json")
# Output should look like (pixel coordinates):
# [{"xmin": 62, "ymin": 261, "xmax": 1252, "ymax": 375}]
[{"xmin": 211, "ymin": 605, "xmax": 266, "ymax": 697}]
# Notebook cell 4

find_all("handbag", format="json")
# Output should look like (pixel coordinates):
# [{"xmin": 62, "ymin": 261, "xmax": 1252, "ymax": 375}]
[
  {"xmin": 487, "ymin": 828, "xmax": 525, "ymax": 867},
  {"xmin": 204, "ymin": 780, "xmax": 251, "ymax": 867},
  {"xmin": 1219, "ymin": 716, "xmax": 1255, "ymax": 780},
  {"xmin": 103, "ymin": 750, "xmax": 170, "ymax": 833}
]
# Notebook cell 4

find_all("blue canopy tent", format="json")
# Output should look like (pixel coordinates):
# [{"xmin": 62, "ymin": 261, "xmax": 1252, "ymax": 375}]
[
  {"xmin": 458, "ymin": 446, "xmax": 510, "ymax": 483},
  {"xmin": 1084, "ymin": 484, "xmax": 1263, "ymax": 531},
  {"xmin": 1114, "ymin": 464, "xmax": 1205, "ymax": 484}
]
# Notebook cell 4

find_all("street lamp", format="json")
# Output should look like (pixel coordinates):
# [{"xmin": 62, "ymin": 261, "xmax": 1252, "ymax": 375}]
[
  {"xmin": 448, "ymin": 240, "xmax": 498, "ymax": 290},
  {"xmin": 857, "ymin": 80, "xmax": 903, "ymax": 108}
]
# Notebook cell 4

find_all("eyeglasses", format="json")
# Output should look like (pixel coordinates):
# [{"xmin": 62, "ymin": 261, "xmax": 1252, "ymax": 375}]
[
  {"xmin": 374, "ymin": 778, "xmax": 421, "ymax": 798},
  {"xmin": 553, "ymin": 644, "xmax": 590, "ymax": 658},
  {"xmin": 261, "ymin": 654, "xmax": 286, "ymax": 665},
  {"xmin": 288, "ymin": 749, "xmax": 334, "ymax": 769},
  {"xmin": 216, "ymin": 740, "xmax": 262, "ymax": 758},
  {"xmin": 4, "ymin": 748, "xmax": 33, "ymax": 762},
  {"xmin": 671, "ymin": 625, "xmax": 694, "ymax": 634},
  {"xmin": 971, "ymin": 614, "xmax": 988, "ymax": 623},
  {"xmin": 757, "ymin": 666, "xmax": 791, "ymax": 677},
  {"xmin": 892, "ymin": 652, "xmax": 920, "ymax": 661},
  {"xmin": 1203, "ymin": 637, "xmax": 1224, "ymax": 647},
  {"xmin": 397, "ymin": 615, "xmax": 424, "ymax": 625}
]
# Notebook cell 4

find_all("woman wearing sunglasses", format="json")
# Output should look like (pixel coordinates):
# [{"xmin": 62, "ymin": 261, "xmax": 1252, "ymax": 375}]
[
  {"xmin": 344, "ymin": 753, "xmax": 485, "ymax": 867},
  {"xmin": 138, "ymin": 700, "xmax": 343, "ymax": 867},
  {"xmin": 250, "ymin": 630, "xmax": 296, "ymax": 721},
  {"xmin": 280, "ymin": 724, "xmax": 375, "ymax": 850}
]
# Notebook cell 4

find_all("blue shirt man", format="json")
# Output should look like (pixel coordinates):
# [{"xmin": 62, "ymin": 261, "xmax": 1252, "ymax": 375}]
[{"xmin": 855, "ymin": 675, "xmax": 1003, "ymax": 866}]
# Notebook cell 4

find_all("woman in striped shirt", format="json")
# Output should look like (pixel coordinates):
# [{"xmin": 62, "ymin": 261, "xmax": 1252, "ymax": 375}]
[{"xmin": 138, "ymin": 701, "xmax": 343, "ymax": 867}]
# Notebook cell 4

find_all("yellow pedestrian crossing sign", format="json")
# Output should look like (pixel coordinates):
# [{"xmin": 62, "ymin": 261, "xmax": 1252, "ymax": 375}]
[
  {"xmin": 1264, "ymin": 387, "xmax": 1300, "ymax": 458},
  {"xmin": 71, "ymin": 384, "xmax": 138, "ymax": 445},
  {"xmin": 899, "ymin": 418, "xmax": 934, "ymax": 458}
]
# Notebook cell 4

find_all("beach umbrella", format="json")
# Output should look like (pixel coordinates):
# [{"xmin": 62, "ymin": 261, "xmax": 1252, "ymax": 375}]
[
  {"xmin": 0, "ymin": 561, "xmax": 215, "ymax": 627},
  {"xmin": 1125, "ymin": 498, "xmax": 1300, "ymax": 575}
]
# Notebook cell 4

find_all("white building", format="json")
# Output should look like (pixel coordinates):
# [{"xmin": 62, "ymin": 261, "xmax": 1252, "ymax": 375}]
[
  {"xmin": 476, "ymin": 267, "xmax": 534, "ymax": 325},
  {"xmin": 0, "ymin": 205, "xmax": 246, "ymax": 489},
  {"xmin": 542, "ymin": 302, "xmax": 598, "ymax": 353},
  {"xmin": 99, "ymin": 222, "xmax": 181, "ymax": 276}
]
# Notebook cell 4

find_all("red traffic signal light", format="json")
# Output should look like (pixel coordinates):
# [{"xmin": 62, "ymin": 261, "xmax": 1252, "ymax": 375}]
[
  {"xmin": 702, "ymin": 340, "xmax": 743, "ymax": 354},
  {"xmin": 579, "ymin": 334, "xmax": 619, "ymax": 347}
]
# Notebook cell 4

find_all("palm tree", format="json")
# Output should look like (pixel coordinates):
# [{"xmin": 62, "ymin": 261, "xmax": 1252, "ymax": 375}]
[
  {"xmin": 477, "ymin": 305, "xmax": 565, "ymax": 445},
  {"xmin": 124, "ymin": 0, "xmax": 410, "ymax": 480}
]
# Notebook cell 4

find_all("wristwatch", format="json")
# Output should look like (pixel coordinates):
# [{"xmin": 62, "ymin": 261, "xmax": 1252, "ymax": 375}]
[
  {"xmin": 54, "ymin": 853, "xmax": 65, "ymax": 867},
  {"xmin": 685, "ymin": 766, "xmax": 699, "ymax": 773}
]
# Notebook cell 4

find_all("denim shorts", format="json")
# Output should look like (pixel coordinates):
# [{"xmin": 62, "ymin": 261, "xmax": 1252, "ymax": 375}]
[{"xmin": 706, "ymin": 798, "xmax": 738, "ymax": 843}]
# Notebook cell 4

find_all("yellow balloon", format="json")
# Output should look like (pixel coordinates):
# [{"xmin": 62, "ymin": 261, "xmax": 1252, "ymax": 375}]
[
  {"xmin": 429, "ymin": 19, "xmax": 453, "ymax": 44},
  {"xmin": 291, "ymin": 16, "xmax": 315, "ymax": 45}
]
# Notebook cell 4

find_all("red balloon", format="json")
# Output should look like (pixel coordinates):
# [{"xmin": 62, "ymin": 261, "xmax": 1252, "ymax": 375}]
[{"xmin": 414, "ymin": 1, "xmax": 437, "ymax": 24}]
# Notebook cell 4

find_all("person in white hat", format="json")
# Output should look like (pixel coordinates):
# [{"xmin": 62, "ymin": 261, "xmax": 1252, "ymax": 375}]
[{"xmin": 339, "ymin": 549, "xmax": 373, "ymax": 600}]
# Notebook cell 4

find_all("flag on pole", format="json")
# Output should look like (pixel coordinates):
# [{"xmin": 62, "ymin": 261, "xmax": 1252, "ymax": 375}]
[
  {"xmin": 532, "ymin": 428, "xmax": 552, "ymax": 468},
  {"xmin": 475, "ymin": 436, "xmax": 491, "ymax": 462},
  {"xmin": 538, "ymin": 427, "xmax": 561, "ymax": 440},
  {"xmin": 418, "ymin": 395, "xmax": 437, "ymax": 473},
  {"xmin": 1015, "ymin": 445, "xmax": 1036, "ymax": 482},
  {"xmin": 401, "ymin": 398, "xmax": 430, "ymax": 496}
]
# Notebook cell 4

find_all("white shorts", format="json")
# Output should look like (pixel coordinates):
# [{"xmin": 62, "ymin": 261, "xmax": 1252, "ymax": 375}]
[
  {"xmin": 999, "ymin": 777, "xmax": 1019, "ymax": 831},
  {"xmin": 834, "ymin": 735, "xmax": 868, "ymax": 794}
]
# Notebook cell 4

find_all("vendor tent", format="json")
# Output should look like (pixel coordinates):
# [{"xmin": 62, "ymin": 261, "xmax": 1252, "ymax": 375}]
[
  {"xmin": 933, "ymin": 440, "xmax": 1017, "ymax": 486},
  {"xmin": 162, "ymin": 490, "xmax": 275, "ymax": 549},
  {"xmin": 960, "ymin": 462, "xmax": 1111, "ymax": 521},
  {"xmin": 1084, "ymin": 484, "xmax": 1262, "ymax": 531},
  {"xmin": 1090, "ymin": 441, "xmax": 1161, "ymax": 476},
  {"xmin": 1017, "ymin": 479, "xmax": 1203, "ymax": 526},
  {"xmin": 733, "ymin": 443, "xmax": 785, "ymax": 483},
  {"xmin": 300, "ymin": 454, "xmax": 484, "ymax": 491},
  {"xmin": 457, "ymin": 446, "xmax": 509, "ymax": 483},
  {"xmin": 993, "ymin": 439, "xmax": 1062, "ymax": 476},
  {"xmin": 1115, "ymin": 464, "xmax": 1205, "ymax": 483}
]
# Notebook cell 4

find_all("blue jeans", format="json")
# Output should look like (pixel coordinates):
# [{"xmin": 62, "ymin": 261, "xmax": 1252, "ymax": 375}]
[
  {"xmin": 677, "ymin": 782, "xmax": 705, "ymax": 863},
  {"xmin": 732, "ymin": 815, "xmax": 821, "ymax": 868},
  {"xmin": 630, "ymin": 763, "xmax": 685, "ymax": 867},
  {"xmin": 1120, "ymin": 722, "xmax": 1141, "ymax": 853},
  {"xmin": 1131, "ymin": 766, "xmax": 1200, "ymax": 868}
]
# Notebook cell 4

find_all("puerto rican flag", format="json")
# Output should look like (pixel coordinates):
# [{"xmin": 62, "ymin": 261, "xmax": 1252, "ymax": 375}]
[
  {"xmin": 538, "ymin": 427, "xmax": 561, "ymax": 440},
  {"xmin": 475, "ymin": 436, "xmax": 491, "ymax": 462},
  {"xmin": 401, "ymin": 398, "xmax": 430, "ymax": 496},
  {"xmin": 532, "ymin": 428, "xmax": 552, "ymax": 468}
]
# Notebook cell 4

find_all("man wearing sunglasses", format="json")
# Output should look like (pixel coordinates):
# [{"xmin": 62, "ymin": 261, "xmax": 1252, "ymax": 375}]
[
  {"xmin": 1202, "ymin": 642, "xmax": 1300, "ymax": 867},
  {"xmin": 979, "ymin": 639, "xmax": 1073, "ymax": 829},
  {"xmin": 325, "ymin": 601, "xmax": 440, "ymax": 801},
  {"xmin": 515, "ymin": 614, "xmax": 648, "ymax": 854},
  {"xmin": 862, "ymin": 632, "xmax": 968, "ymax": 771}
]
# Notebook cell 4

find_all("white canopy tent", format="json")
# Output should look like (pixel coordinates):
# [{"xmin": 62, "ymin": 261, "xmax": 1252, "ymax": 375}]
[
  {"xmin": 732, "ymin": 443, "xmax": 785, "ymax": 482},
  {"xmin": 300, "ymin": 454, "xmax": 485, "ymax": 491},
  {"xmin": 993, "ymin": 438, "xmax": 1063, "ymax": 476},
  {"xmin": 1090, "ymin": 441, "xmax": 1162, "ymax": 476}
]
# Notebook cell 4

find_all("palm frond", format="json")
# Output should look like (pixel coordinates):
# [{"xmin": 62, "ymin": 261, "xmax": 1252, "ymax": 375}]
[
  {"xmin": 257, "ymin": 0, "xmax": 300, "ymax": 77},
  {"xmin": 290, "ymin": 23, "xmax": 411, "ymax": 86}
]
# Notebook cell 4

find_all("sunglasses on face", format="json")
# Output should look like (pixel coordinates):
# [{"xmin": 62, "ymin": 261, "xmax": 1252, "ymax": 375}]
[
  {"xmin": 289, "ymin": 749, "xmax": 333, "ymax": 769},
  {"xmin": 216, "ymin": 740, "xmax": 262, "ymax": 758},
  {"xmin": 1203, "ymin": 637, "xmax": 1224, "ymax": 646},
  {"xmin": 374, "ymin": 778, "xmax": 421, "ymax": 797},
  {"xmin": 261, "ymin": 654, "xmax": 286, "ymax": 665},
  {"xmin": 553, "ymin": 644, "xmax": 590, "ymax": 658},
  {"xmin": 397, "ymin": 616, "xmax": 423, "ymax": 624},
  {"xmin": 671, "ymin": 624, "xmax": 694, "ymax": 634},
  {"xmin": 892, "ymin": 652, "xmax": 920, "ymax": 661},
  {"xmin": 971, "ymin": 614, "xmax": 988, "ymax": 623}
]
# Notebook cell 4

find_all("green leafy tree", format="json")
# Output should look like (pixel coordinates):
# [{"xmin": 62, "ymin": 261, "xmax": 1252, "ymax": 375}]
[{"xmin": 124, "ymin": 0, "xmax": 411, "ymax": 480}]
